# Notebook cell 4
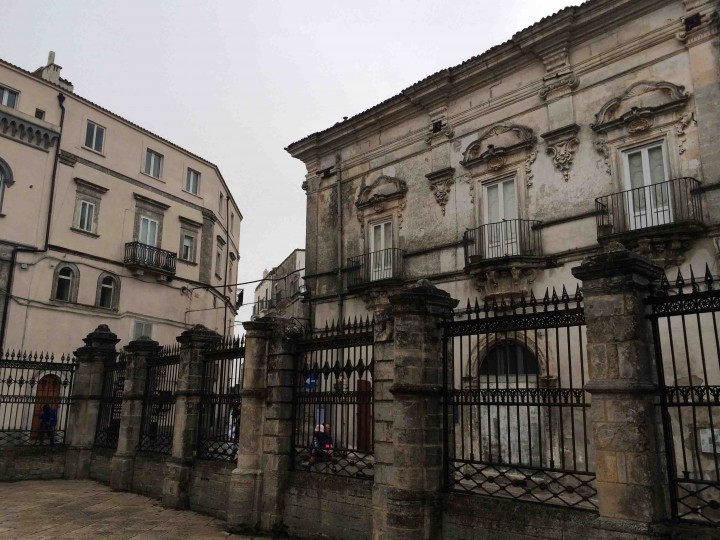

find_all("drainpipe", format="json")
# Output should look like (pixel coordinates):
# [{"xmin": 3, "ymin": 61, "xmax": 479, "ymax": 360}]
[
  {"xmin": 336, "ymin": 154, "xmax": 344, "ymax": 324},
  {"xmin": 0, "ymin": 93, "xmax": 65, "ymax": 350},
  {"xmin": 223, "ymin": 194, "xmax": 230, "ymax": 337}
]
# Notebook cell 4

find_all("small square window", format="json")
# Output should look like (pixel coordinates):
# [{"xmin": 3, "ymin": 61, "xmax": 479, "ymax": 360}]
[
  {"xmin": 180, "ymin": 234, "xmax": 196, "ymax": 262},
  {"xmin": 84, "ymin": 121, "xmax": 105, "ymax": 153},
  {"xmin": 144, "ymin": 149, "xmax": 163, "ymax": 178},
  {"xmin": 35, "ymin": 109, "xmax": 45, "ymax": 120},
  {"xmin": 185, "ymin": 168, "xmax": 200, "ymax": 195},
  {"xmin": 77, "ymin": 200, "xmax": 95, "ymax": 232},
  {"xmin": 132, "ymin": 320, "xmax": 153, "ymax": 340},
  {"xmin": 0, "ymin": 86, "xmax": 18, "ymax": 108}
]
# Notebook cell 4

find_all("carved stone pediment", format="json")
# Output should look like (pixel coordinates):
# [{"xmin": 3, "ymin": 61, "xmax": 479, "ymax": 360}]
[
  {"xmin": 355, "ymin": 175, "xmax": 407, "ymax": 211},
  {"xmin": 539, "ymin": 70, "xmax": 579, "ymax": 100},
  {"xmin": 425, "ymin": 167, "xmax": 455, "ymax": 215},
  {"xmin": 591, "ymin": 81, "xmax": 690, "ymax": 134},
  {"xmin": 460, "ymin": 123, "xmax": 537, "ymax": 170}
]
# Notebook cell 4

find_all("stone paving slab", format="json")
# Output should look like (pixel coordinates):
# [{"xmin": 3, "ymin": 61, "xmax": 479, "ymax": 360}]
[{"xmin": 0, "ymin": 480, "xmax": 274, "ymax": 539}]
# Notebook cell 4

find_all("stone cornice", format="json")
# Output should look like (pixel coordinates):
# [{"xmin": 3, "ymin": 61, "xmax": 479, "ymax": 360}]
[
  {"xmin": 73, "ymin": 177, "xmax": 108, "ymax": 194},
  {"xmin": 285, "ymin": 0, "xmax": 674, "ymax": 163},
  {"xmin": 133, "ymin": 192, "xmax": 170, "ymax": 211},
  {"xmin": 0, "ymin": 105, "xmax": 60, "ymax": 151}
]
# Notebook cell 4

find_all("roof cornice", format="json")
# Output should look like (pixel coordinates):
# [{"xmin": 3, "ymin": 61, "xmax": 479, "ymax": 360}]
[{"xmin": 286, "ymin": 0, "xmax": 676, "ymax": 163}]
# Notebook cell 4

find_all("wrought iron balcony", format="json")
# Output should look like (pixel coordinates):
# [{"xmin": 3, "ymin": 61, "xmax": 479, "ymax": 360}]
[
  {"xmin": 124, "ymin": 242, "xmax": 177, "ymax": 276},
  {"xmin": 464, "ymin": 219, "xmax": 543, "ymax": 267},
  {"xmin": 595, "ymin": 177, "xmax": 703, "ymax": 240},
  {"xmin": 347, "ymin": 248, "xmax": 405, "ymax": 289}
]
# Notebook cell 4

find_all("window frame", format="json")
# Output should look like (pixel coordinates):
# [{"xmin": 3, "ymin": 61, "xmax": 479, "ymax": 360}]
[
  {"xmin": 71, "ymin": 178, "xmax": 107, "ymax": 237},
  {"xmin": 185, "ymin": 168, "xmax": 200, "ymax": 195},
  {"xmin": 51, "ymin": 263, "xmax": 80, "ymax": 303},
  {"xmin": 0, "ymin": 85, "xmax": 19, "ymax": 108},
  {"xmin": 180, "ymin": 233, "xmax": 197, "ymax": 262},
  {"xmin": 144, "ymin": 149, "xmax": 163, "ymax": 179},
  {"xmin": 77, "ymin": 200, "xmax": 96, "ymax": 233},
  {"xmin": 84, "ymin": 120, "xmax": 106, "ymax": 154},
  {"xmin": 95, "ymin": 273, "xmax": 120, "ymax": 310},
  {"xmin": 131, "ymin": 320, "xmax": 153, "ymax": 341}
]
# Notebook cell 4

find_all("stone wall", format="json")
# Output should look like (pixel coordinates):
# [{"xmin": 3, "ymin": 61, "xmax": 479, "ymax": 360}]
[
  {"xmin": 89, "ymin": 448, "xmax": 113, "ymax": 483},
  {"xmin": 283, "ymin": 472, "xmax": 372, "ymax": 540},
  {"xmin": 188, "ymin": 460, "xmax": 234, "ymax": 519},
  {"xmin": 0, "ymin": 446, "xmax": 66, "ymax": 481},
  {"xmin": 444, "ymin": 493, "xmax": 597, "ymax": 540},
  {"xmin": 131, "ymin": 453, "xmax": 167, "ymax": 499}
]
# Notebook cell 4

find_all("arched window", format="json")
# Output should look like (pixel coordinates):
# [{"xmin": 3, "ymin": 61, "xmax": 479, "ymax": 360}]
[
  {"xmin": 480, "ymin": 341, "xmax": 539, "ymax": 376},
  {"xmin": 0, "ymin": 157, "xmax": 15, "ymax": 214},
  {"xmin": 51, "ymin": 264, "xmax": 79, "ymax": 303},
  {"xmin": 96, "ymin": 273, "xmax": 120, "ymax": 309}
]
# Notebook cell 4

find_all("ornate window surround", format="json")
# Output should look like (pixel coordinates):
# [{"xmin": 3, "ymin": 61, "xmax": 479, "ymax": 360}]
[{"xmin": 354, "ymin": 174, "xmax": 408, "ymax": 244}]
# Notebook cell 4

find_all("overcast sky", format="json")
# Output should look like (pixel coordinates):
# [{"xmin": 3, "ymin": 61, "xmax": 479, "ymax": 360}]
[{"xmin": 1, "ymin": 0, "xmax": 578, "ymax": 330}]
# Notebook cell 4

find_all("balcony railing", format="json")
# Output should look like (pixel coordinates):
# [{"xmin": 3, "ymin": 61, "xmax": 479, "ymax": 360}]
[
  {"xmin": 124, "ymin": 242, "xmax": 177, "ymax": 275},
  {"xmin": 595, "ymin": 177, "xmax": 703, "ymax": 240},
  {"xmin": 347, "ymin": 248, "xmax": 405, "ymax": 289},
  {"xmin": 464, "ymin": 219, "xmax": 542, "ymax": 266}
]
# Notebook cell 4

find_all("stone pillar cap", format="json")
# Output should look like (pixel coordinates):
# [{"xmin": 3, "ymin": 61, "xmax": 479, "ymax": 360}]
[
  {"xmin": 177, "ymin": 324, "xmax": 221, "ymax": 345},
  {"xmin": 389, "ymin": 279, "xmax": 459, "ymax": 314},
  {"xmin": 572, "ymin": 243, "xmax": 662, "ymax": 284},
  {"xmin": 125, "ymin": 336, "xmax": 161, "ymax": 352}
]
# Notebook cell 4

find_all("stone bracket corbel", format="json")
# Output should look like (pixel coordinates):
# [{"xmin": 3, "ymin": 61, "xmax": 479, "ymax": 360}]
[
  {"xmin": 425, "ymin": 167, "xmax": 455, "ymax": 215},
  {"xmin": 541, "ymin": 124, "xmax": 580, "ymax": 182}
]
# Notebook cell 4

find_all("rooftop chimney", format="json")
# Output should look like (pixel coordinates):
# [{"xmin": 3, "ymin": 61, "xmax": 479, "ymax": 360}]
[{"xmin": 34, "ymin": 51, "xmax": 74, "ymax": 92}]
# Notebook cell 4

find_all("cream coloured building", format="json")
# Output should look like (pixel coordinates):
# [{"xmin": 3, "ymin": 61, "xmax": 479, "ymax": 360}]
[
  {"xmin": 252, "ymin": 249, "xmax": 306, "ymax": 320},
  {"xmin": 0, "ymin": 53, "xmax": 241, "ymax": 353}
]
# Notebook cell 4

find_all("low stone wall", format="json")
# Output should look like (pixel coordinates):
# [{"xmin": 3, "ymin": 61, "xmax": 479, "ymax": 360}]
[
  {"xmin": 443, "ymin": 492, "xmax": 598, "ymax": 539},
  {"xmin": 0, "ymin": 445, "xmax": 67, "ymax": 481},
  {"xmin": 283, "ymin": 472, "xmax": 373, "ymax": 540},
  {"xmin": 88, "ymin": 447, "xmax": 114, "ymax": 483},
  {"xmin": 132, "ymin": 452, "xmax": 167, "ymax": 499},
  {"xmin": 189, "ymin": 459, "xmax": 234, "ymax": 519}
]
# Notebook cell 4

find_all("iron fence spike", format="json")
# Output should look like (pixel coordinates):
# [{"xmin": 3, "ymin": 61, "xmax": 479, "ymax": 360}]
[{"xmin": 705, "ymin": 263, "xmax": 714, "ymax": 290}]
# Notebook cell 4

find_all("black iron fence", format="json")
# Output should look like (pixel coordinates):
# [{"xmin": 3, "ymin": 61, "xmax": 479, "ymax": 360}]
[
  {"xmin": 198, "ymin": 335, "xmax": 245, "ymax": 462},
  {"xmin": 94, "ymin": 350, "xmax": 126, "ymax": 449},
  {"xmin": 464, "ymin": 219, "xmax": 543, "ymax": 265},
  {"xmin": 124, "ymin": 241, "xmax": 177, "ymax": 274},
  {"xmin": 293, "ymin": 317, "xmax": 374, "ymax": 479},
  {"xmin": 0, "ymin": 350, "xmax": 77, "ymax": 446},
  {"xmin": 139, "ymin": 344, "xmax": 180, "ymax": 454},
  {"xmin": 595, "ymin": 176, "xmax": 703, "ymax": 239},
  {"xmin": 347, "ymin": 248, "xmax": 404, "ymax": 288},
  {"xmin": 442, "ymin": 288, "xmax": 595, "ymax": 510},
  {"xmin": 650, "ymin": 265, "xmax": 720, "ymax": 525}
]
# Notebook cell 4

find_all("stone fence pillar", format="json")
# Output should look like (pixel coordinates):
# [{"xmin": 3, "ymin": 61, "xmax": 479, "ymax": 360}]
[
  {"xmin": 379, "ymin": 280, "xmax": 457, "ymax": 540},
  {"xmin": 572, "ymin": 246, "xmax": 669, "ymax": 537},
  {"xmin": 65, "ymin": 324, "xmax": 119, "ymax": 479},
  {"xmin": 110, "ymin": 336, "xmax": 160, "ymax": 491},
  {"xmin": 162, "ymin": 325, "xmax": 220, "ymax": 509},
  {"xmin": 226, "ymin": 319, "xmax": 274, "ymax": 532}
]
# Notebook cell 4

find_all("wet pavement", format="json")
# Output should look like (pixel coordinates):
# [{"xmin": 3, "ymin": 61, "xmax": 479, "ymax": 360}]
[{"xmin": 0, "ymin": 479, "xmax": 273, "ymax": 539}]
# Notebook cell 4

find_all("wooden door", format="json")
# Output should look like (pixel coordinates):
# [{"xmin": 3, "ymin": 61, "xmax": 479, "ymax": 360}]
[
  {"xmin": 30, "ymin": 374, "xmax": 61, "ymax": 440},
  {"xmin": 356, "ymin": 380, "xmax": 372, "ymax": 452}
]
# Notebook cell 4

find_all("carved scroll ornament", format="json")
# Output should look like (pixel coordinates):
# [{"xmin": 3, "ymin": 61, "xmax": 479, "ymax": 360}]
[{"xmin": 460, "ymin": 123, "xmax": 537, "ymax": 171}]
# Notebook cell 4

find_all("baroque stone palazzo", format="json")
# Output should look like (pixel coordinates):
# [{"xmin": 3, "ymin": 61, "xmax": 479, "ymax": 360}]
[{"xmin": 287, "ymin": 0, "xmax": 720, "ymax": 323}]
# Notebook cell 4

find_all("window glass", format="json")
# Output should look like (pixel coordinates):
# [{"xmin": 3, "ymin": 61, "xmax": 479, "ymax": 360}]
[
  {"xmin": 181, "ymin": 234, "xmax": 195, "ymax": 261},
  {"xmin": 99, "ymin": 276, "xmax": 114, "ymax": 308},
  {"xmin": 78, "ymin": 201, "xmax": 95, "ymax": 232},
  {"xmin": 84, "ymin": 122, "xmax": 105, "ymax": 152},
  {"xmin": 145, "ymin": 150, "xmax": 162, "ymax": 178},
  {"xmin": 0, "ymin": 168, "xmax": 5, "ymax": 212},
  {"xmin": 0, "ymin": 86, "xmax": 18, "ymax": 108},
  {"xmin": 132, "ymin": 321, "xmax": 152, "ymax": 340},
  {"xmin": 55, "ymin": 268, "xmax": 73, "ymax": 301},
  {"xmin": 186, "ymin": 169, "xmax": 199, "ymax": 194}
]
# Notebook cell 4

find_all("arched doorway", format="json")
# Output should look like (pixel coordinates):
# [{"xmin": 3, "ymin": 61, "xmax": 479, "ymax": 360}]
[
  {"xmin": 30, "ymin": 374, "xmax": 61, "ymax": 441},
  {"xmin": 477, "ymin": 341, "xmax": 541, "ymax": 465}
]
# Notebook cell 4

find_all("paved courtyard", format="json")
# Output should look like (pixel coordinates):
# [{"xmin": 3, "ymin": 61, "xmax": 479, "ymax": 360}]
[{"xmin": 0, "ymin": 480, "xmax": 274, "ymax": 539}]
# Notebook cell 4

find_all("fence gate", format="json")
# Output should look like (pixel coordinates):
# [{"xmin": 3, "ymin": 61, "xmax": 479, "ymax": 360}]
[
  {"xmin": 94, "ymin": 350, "xmax": 127, "ymax": 449},
  {"xmin": 0, "ymin": 350, "xmax": 77, "ymax": 446},
  {"xmin": 649, "ymin": 265, "xmax": 720, "ymax": 525},
  {"xmin": 139, "ymin": 344, "xmax": 180, "ymax": 454},
  {"xmin": 442, "ymin": 288, "xmax": 596, "ymax": 510},
  {"xmin": 197, "ymin": 335, "xmax": 245, "ymax": 462},
  {"xmin": 292, "ymin": 317, "xmax": 374, "ymax": 479}
]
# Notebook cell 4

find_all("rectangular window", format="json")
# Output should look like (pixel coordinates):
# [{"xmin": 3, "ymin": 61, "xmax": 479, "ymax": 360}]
[
  {"xmin": 0, "ymin": 85, "xmax": 18, "ymax": 108},
  {"xmin": 216, "ymin": 248, "xmax": 223, "ymax": 277},
  {"xmin": 144, "ymin": 149, "xmax": 163, "ymax": 178},
  {"xmin": 219, "ymin": 193, "xmax": 224, "ymax": 212},
  {"xmin": 84, "ymin": 121, "xmax": 105, "ymax": 153},
  {"xmin": 138, "ymin": 216, "xmax": 159, "ymax": 247},
  {"xmin": 132, "ymin": 320, "xmax": 153, "ymax": 340},
  {"xmin": 369, "ymin": 220, "xmax": 393, "ymax": 281},
  {"xmin": 185, "ymin": 169, "xmax": 200, "ymax": 194},
  {"xmin": 180, "ymin": 234, "xmax": 196, "ymax": 262},
  {"xmin": 622, "ymin": 142, "xmax": 670, "ymax": 230},
  {"xmin": 77, "ymin": 200, "xmax": 95, "ymax": 232},
  {"xmin": 35, "ymin": 109, "xmax": 45, "ymax": 120},
  {"xmin": 483, "ymin": 177, "xmax": 518, "ymax": 258}
]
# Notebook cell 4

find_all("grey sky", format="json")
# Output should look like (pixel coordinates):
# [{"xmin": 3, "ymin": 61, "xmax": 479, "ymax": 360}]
[{"xmin": 1, "ymin": 0, "xmax": 577, "ymax": 329}]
